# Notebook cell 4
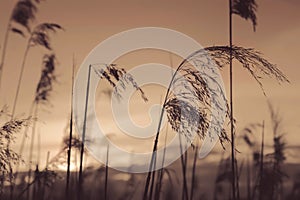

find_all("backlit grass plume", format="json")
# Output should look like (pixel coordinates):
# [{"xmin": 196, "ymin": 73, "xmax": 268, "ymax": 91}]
[
  {"xmin": 93, "ymin": 63, "xmax": 148, "ymax": 102},
  {"xmin": 144, "ymin": 49, "xmax": 231, "ymax": 200},
  {"xmin": 231, "ymin": 0, "xmax": 258, "ymax": 31},
  {"xmin": 12, "ymin": 22, "xmax": 62, "ymax": 117},
  {"xmin": 204, "ymin": 46, "xmax": 289, "ymax": 94},
  {"xmin": 11, "ymin": 0, "xmax": 39, "ymax": 33},
  {"xmin": 163, "ymin": 61, "xmax": 228, "ymax": 145},
  {"xmin": 34, "ymin": 54, "xmax": 57, "ymax": 104},
  {"xmin": 205, "ymin": 44, "xmax": 289, "ymax": 199},
  {"xmin": 0, "ymin": 118, "xmax": 30, "ymax": 174},
  {"xmin": 0, "ymin": 109, "xmax": 30, "ymax": 196}
]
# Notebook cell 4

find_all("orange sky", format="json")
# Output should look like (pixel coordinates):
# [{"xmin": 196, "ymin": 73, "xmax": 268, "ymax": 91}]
[{"xmin": 0, "ymin": 0, "xmax": 300, "ymax": 169}]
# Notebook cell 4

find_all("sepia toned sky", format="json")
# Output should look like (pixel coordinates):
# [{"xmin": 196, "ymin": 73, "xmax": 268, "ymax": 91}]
[{"xmin": 0, "ymin": 0, "xmax": 300, "ymax": 169}]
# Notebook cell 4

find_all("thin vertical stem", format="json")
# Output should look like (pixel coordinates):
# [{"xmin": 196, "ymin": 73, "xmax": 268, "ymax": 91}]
[
  {"xmin": 0, "ymin": 21, "xmax": 12, "ymax": 90},
  {"xmin": 143, "ymin": 119, "xmax": 163, "ymax": 199},
  {"xmin": 258, "ymin": 121, "xmax": 265, "ymax": 200},
  {"xmin": 236, "ymin": 159, "xmax": 242, "ymax": 200},
  {"xmin": 8, "ymin": 139, "xmax": 13, "ymax": 200},
  {"xmin": 246, "ymin": 156, "xmax": 251, "ymax": 200},
  {"xmin": 155, "ymin": 54, "xmax": 172, "ymax": 200},
  {"xmin": 66, "ymin": 56, "xmax": 75, "ymax": 196},
  {"xmin": 9, "ymin": 36, "xmax": 31, "ymax": 200},
  {"xmin": 78, "ymin": 64, "xmax": 92, "ymax": 197},
  {"xmin": 190, "ymin": 141, "xmax": 199, "ymax": 200},
  {"xmin": 11, "ymin": 42, "xmax": 31, "ymax": 118},
  {"xmin": 155, "ymin": 125, "xmax": 168, "ymax": 200},
  {"xmin": 149, "ymin": 150, "xmax": 157, "ymax": 200},
  {"xmin": 149, "ymin": 95, "xmax": 163, "ymax": 200},
  {"xmin": 37, "ymin": 131, "xmax": 41, "ymax": 166},
  {"xmin": 14, "ymin": 103, "xmax": 34, "ymax": 161},
  {"xmin": 11, "ymin": 102, "xmax": 35, "ymax": 200},
  {"xmin": 229, "ymin": 0, "xmax": 236, "ymax": 199},
  {"xmin": 26, "ymin": 103, "xmax": 38, "ymax": 200},
  {"xmin": 105, "ymin": 144, "xmax": 109, "ymax": 200},
  {"xmin": 179, "ymin": 133, "xmax": 189, "ymax": 200},
  {"xmin": 46, "ymin": 151, "xmax": 50, "ymax": 169}
]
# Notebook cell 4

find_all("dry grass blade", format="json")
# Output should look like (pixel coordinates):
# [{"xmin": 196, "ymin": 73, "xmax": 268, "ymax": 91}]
[
  {"xmin": 232, "ymin": 0, "xmax": 258, "ymax": 31},
  {"xmin": 11, "ymin": 28, "xmax": 26, "ymax": 38},
  {"xmin": 34, "ymin": 54, "xmax": 56, "ymax": 105}
]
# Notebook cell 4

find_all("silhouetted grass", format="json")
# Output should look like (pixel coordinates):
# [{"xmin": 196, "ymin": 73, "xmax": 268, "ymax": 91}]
[{"xmin": 0, "ymin": 0, "xmax": 43, "ymax": 89}]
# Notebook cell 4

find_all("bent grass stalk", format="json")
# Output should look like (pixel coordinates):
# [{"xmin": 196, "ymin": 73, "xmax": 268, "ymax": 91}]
[{"xmin": 0, "ymin": 0, "xmax": 42, "ymax": 89}]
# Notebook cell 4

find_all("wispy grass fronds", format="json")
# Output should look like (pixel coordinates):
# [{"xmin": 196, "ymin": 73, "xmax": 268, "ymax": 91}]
[
  {"xmin": 145, "ymin": 49, "xmax": 231, "ymax": 200},
  {"xmin": 11, "ymin": 23, "xmax": 62, "ymax": 117},
  {"xmin": 231, "ymin": 0, "xmax": 258, "ymax": 31},
  {"xmin": 0, "ymin": 118, "xmax": 31, "ymax": 141},
  {"xmin": 163, "ymin": 49, "xmax": 231, "ymax": 146},
  {"xmin": 204, "ymin": 46, "xmax": 289, "ymax": 95},
  {"xmin": 0, "ymin": 117, "xmax": 30, "ymax": 179},
  {"xmin": 30, "ymin": 23, "xmax": 63, "ymax": 50},
  {"xmin": 11, "ymin": 0, "xmax": 38, "ymax": 33},
  {"xmin": 93, "ymin": 64, "xmax": 148, "ymax": 102},
  {"xmin": 164, "ymin": 98, "xmax": 209, "ymax": 143},
  {"xmin": 34, "ymin": 54, "xmax": 56, "ymax": 105}
]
